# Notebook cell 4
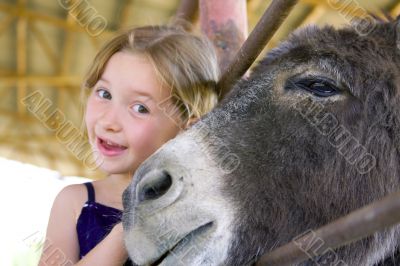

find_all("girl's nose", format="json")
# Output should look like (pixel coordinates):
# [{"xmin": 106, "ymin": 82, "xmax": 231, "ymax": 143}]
[{"xmin": 98, "ymin": 107, "xmax": 123, "ymax": 132}]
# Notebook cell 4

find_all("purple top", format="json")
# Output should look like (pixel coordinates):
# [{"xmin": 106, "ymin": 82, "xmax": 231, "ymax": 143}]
[{"xmin": 76, "ymin": 182, "xmax": 133, "ymax": 265}]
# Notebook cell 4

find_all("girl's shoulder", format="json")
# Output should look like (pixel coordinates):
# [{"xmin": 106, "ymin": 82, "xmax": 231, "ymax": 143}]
[{"xmin": 53, "ymin": 183, "xmax": 90, "ymax": 219}]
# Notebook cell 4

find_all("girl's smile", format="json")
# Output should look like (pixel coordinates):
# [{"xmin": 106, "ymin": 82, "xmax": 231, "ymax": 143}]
[
  {"xmin": 96, "ymin": 136, "xmax": 128, "ymax": 157},
  {"xmin": 85, "ymin": 51, "xmax": 185, "ymax": 175},
  {"xmin": 39, "ymin": 23, "xmax": 222, "ymax": 266}
]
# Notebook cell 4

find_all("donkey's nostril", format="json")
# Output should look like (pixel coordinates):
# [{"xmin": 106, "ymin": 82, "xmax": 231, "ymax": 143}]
[{"xmin": 138, "ymin": 170, "xmax": 172, "ymax": 202}]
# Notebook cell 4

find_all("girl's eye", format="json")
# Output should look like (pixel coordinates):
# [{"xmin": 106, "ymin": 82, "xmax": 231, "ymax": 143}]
[
  {"xmin": 96, "ymin": 88, "xmax": 112, "ymax": 100},
  {"xmin": 132, "ymin": 104, "xmax": 149, "ymax": 114}
]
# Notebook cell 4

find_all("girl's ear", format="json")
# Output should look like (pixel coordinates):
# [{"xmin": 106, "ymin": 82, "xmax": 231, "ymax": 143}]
[{"xmin": 183, "ymin": 117, "xmax": 199, "ymax": 130}]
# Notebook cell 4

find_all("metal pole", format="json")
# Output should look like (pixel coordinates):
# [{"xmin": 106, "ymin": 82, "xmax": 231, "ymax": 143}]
[
  {"xmin": 256, "ymin": 190, "xmax": 400, "ymax": 265},
  {"xmin": 217, "ymin": 0, "xmax": 299, "ymax": 99}
]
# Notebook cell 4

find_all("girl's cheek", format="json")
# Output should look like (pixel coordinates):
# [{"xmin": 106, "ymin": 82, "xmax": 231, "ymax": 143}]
[
  {"xmin": 84, "ymin": 106, "xmax": 94, "ymax": 129},
  {"xmin": 138, "ymin": 122, "xmax": 157, "ymax": 139},
  {"xmin": 131, "ymin": 122, "xmax": 159, "ymax": 147},
  {"xmin": 86, "ymin": 96, "xmax": 102, "ymax": 119},
  {"xmin": 85, "ymin": 98, "xmax": 98, "ymax": 140}
]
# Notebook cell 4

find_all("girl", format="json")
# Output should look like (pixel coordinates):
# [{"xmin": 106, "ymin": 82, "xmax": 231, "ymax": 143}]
[{"xmin": 39, "ymin": 24, "xmax": 219, "ymax": 265}]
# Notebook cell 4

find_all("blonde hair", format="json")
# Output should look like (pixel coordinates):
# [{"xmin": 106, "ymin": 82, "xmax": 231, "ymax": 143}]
[{"xmin": 82, "ymin": 24, "xmax": 220, "ymax": 122}]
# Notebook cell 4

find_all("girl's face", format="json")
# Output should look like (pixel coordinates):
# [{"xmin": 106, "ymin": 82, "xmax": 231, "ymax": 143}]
[{"xmin": 85, "ymin": 51, "xmax": 184, "ymax": 175}]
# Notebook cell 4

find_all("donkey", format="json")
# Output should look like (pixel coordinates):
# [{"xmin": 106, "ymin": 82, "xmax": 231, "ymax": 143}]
[{"xmin": 122, "ymin": 17, "xmax": 400, "ymax": 266}]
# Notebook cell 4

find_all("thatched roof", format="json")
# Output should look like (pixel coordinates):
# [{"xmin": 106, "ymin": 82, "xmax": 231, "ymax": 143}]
[{"xmin": 1, "ymin": 0, "xmax": 398, "ymax": 178}]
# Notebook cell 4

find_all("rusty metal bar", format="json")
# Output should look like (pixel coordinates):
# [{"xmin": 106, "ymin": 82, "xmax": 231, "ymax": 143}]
[
  {"xmin": 218, "ymin": 0, "xmax": 299, "ymax": 99},
  {"xmin": 256, "ymin": 190, "xmax": 400, "ymax": 266},
  {"xmin": 175, "ymin": 0, "xmax": 198, "ymax": 23}
]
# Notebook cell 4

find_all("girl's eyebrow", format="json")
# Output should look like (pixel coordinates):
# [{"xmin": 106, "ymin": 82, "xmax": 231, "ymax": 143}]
[
  {"xmin": 98, "ymin": 78, "xmax": 154, "ymax": 100},
  {"xmin": 98, "ymin": 78, "xmax": 110, "ymax": 84},
  {"xmin": 130, "ymin": 90, "xmax": 155, "ymax": 102}
]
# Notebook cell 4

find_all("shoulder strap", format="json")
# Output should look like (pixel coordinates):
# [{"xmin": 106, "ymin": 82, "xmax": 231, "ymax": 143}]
[{"xmin": 83, "ymin": 182, "xmax": 95, "ymax": 202}]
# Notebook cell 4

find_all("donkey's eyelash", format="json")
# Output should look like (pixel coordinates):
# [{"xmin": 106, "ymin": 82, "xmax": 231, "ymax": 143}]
[{"xmin": 285, "ymin": 76, "xmax": 340, "ymax": 97}]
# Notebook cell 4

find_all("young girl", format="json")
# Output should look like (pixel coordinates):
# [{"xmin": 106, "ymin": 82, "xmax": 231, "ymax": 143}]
[{"xmin": 38, "ymin": 24, "xmax": 219, "ymax": 265}]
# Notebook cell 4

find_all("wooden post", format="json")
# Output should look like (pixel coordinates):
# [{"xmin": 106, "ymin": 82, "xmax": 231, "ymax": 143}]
[{"xmin": 17, "ymin": 0, "xmax": 27, "ymax": 115}]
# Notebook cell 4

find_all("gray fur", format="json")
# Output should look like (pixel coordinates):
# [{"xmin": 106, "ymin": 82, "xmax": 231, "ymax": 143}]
[{"xmin": 123, "ymin": 18, "xmax": 400, "ymax": 266}]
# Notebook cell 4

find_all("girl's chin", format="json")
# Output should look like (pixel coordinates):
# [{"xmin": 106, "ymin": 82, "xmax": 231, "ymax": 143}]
[
  {"xmin": 96, "ymin": 161, "xmax": 136, "ymax": 176},
  {"xmin": 88, "ymin": 149, "xmax": 139, "ymax": 176}
]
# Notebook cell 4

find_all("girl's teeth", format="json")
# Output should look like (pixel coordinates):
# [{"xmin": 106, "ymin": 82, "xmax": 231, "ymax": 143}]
[{"xmin": 104, "ymin": 140, "xmax": 124, "ymax": 148}]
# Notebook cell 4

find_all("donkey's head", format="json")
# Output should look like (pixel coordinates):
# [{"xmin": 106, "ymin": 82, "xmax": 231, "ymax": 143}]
[{"xmin": 122, "ymin": 18, "xmax": 400, "ymax": 266}]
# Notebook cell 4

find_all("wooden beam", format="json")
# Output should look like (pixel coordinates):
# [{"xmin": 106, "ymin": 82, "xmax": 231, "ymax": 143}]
[
  {"xmin": 391, "ymin": 1, "xmax": 400, "ymax": 17},
  {"xmin": 16, "ymin": 0, "xmax": 27, "ymax": 115},
  {"xmin": 0, "ymin": 121, "xmax": 90, "ymax": 177},
  {"xmin": 0, "ymin": 2, "xmax": 112, "ymax": 35},
  {"xmin": 0, "ymin": 14, "xmax": 14, "ymax": 35},
  {"xmin": 299, "ymin": 5, "xmax": 326, "ymax": 27},
  {"xmin": 0, "ymin": 118, "xmax": 13, "ymax": 139},
  {"xmin": 0, "ymin": 134, "xmax": 58, "ymax": 142},
  {"xmin": 118, "ymin": 0, "xmax": 134, "ymax": 29},
  {"xmin": 248, "ymin": 0, "xmax": 264, "ymax": 12},
  {"xmin": 58, "ymin": 0, "xmax": 79, "ymax": 112},
  {"xmin": 0, "ymin": 108, "xmax": 34, "ymax": 122},
  {"xmin": 299, "ymin": 0, "xmax": 329, "ymax": 6},
  {"xmin": 61, "ymin": 18, "xmax": 76, "ymax": 74},
  {"xmin": 0, "ymin": 75, "xmax": 82, "ymax": 86},
  {"xmin": 0, "ymin": 105, "xmax": 76, "ymax": 127},
  {"xmin": 29, "ymin": 23, "xmax": 60, "ymax": 72},
  {"xmin": 0, "ymin": 68, "xmax": 16, "ymax": 76},
  {"xmin": 300, "ymin": 0, "xmax": 380, "ymax": 17},
  {"xmin": 0, "ymin": 126, "xmax": 88, "ymax": 166},
  {"xmin": 1, "ymin": 140, "xmax": 65, "ymax": 165},
  {"xmin": 0, "ymin": 88, "xmax": 14, "ymax": 111},
  {"xmin": 0, "ymin": 2, "xmax": 83, "ymax": 32}
]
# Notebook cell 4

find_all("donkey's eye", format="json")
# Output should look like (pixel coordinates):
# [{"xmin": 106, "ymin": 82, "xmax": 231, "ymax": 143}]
[{"xmin": 286, "ymin": 77, "xmax": 340, "ymax": 97}]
